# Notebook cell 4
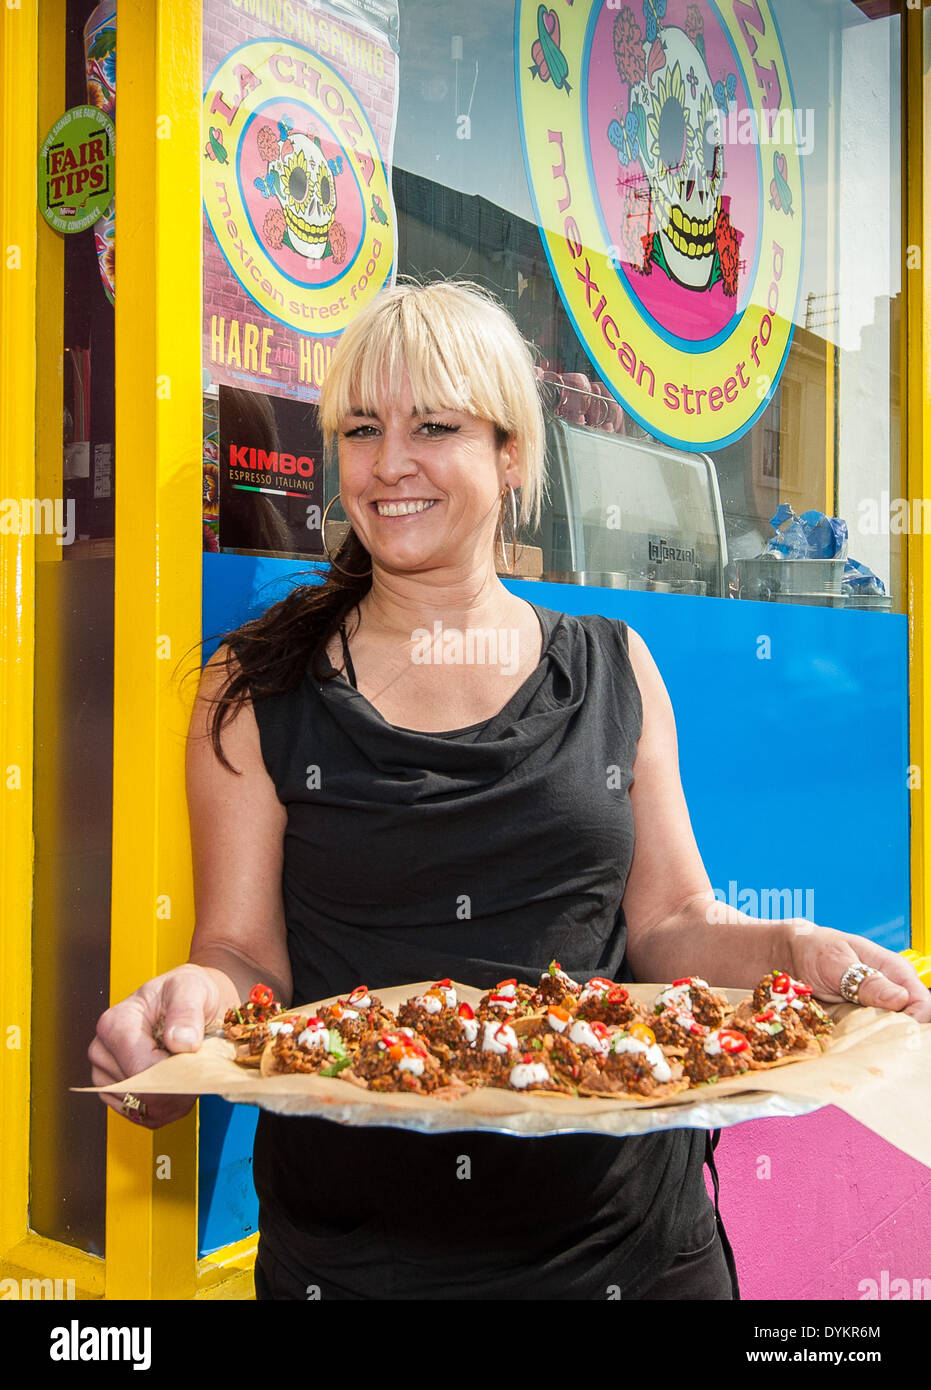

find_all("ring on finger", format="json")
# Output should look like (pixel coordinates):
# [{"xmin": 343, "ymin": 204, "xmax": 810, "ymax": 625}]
[
  {"xmin": 120, "ymin": 1092, "xmax": 148, "ymax": 1121},
  {"xmin": 839, "ymin": 962, "xmax": 881, "ymax": 1005}
]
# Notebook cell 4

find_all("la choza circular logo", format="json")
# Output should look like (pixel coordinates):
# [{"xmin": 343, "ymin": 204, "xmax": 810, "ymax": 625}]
[
  {"xmin": 203, "ymin": 40, "xmax": 393, "ymax": 335},
  {"xmin": 517, "ymin": 0, "xmax": 804, "ymax": 450}
]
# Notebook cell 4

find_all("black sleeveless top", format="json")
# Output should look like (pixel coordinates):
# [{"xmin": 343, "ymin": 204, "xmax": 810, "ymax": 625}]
[{"xmin": 240, "ymin": 600, "xmax": 708, "ymax": 1299}]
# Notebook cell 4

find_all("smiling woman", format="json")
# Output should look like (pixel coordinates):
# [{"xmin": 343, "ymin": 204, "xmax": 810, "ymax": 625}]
[
  {"xmin": 148, "ymin": 279, "xmax": 737, "ymax": 1299},
  {"xmin": 198, "ymin": 277, "xmax": 552, "ymax": 765},
  {"xmin": 89, "ymin": 275, "xmax": 929, "ymax": 1302},
  {"xmin": 318, "ymin": 276, "xmax": 547, "ymax": 529}
]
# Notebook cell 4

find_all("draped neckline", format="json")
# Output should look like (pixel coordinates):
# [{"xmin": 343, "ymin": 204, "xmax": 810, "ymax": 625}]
[{"xmin": 317, "ymin": 600, "xmax": 565, "ymax": 741}]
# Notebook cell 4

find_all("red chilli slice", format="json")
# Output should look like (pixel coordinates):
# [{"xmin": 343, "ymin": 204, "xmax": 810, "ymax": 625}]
[
  {"xmin": 718, "ymin": 1029, "xmax": 750, "ymax": 1054},
  {"xmin": 249, "ymin": 983, "xmax": 274, "ymax": 1008}
]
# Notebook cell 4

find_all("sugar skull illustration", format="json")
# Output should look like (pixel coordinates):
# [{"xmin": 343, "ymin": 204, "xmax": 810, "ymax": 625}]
[
  {"xmin": 253, "ymin": 120, "xmax": 346, "ymax": 263},
  {"xmin": 611, "ymin": 2, "xmax": 742, "ymax": 296}
]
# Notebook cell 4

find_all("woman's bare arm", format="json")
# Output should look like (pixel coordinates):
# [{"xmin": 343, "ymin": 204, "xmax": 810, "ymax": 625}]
[
  {"xmin": 620, "ymin": 626, "xmax": 931, "ymax": 1020},
  {"xmin": 89, "ymin": 643, "xmax": 293, "ymax": 1125},
  {"xmin": 185, "ymin": 643, "xmax": 292, "ymax": 1014}
]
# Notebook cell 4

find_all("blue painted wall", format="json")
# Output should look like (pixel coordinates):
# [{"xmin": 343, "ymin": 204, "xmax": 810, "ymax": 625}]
[{"xmin": 197, "ymin": 554, "xmax": 910, "ymax": 1255}]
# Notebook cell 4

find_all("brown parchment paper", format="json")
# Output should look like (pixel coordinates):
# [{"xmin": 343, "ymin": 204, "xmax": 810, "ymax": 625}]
[{"xmin": 76, "ymin": 982, "xmax": 931, "ymax": 1167}]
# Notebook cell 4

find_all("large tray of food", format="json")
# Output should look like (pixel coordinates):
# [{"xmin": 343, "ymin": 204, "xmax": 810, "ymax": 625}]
[{"xmin": 85, "ymin": 962, "xmax": 900, "ymax": 1139}]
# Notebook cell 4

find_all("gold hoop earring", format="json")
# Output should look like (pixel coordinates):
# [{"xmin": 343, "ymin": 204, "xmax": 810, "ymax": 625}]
[
  {"xmin": 321, "ymin": 494, "xmax": 372, "ymax": 578},
  {"xmin": 496, "ymin": 486, "xmax": 519, "ymax": 574}
]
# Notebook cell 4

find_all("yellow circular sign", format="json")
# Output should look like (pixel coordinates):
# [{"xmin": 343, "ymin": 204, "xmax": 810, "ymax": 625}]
[
  {"xmin": 517, "ymin": 0, "xmax": 804, "ymax": 450},
  {"xmin": 203, "ymin": 39, "xmax": 394, "ymax": 335}
]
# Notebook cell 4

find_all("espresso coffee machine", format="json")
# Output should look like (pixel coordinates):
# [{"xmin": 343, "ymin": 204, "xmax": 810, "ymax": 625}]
[{"xmin": 536, "ymin": 389, "xmax": 728, "ymax": 597}]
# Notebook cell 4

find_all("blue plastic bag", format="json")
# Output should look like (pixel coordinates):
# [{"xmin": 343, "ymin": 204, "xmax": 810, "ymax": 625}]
[{"xmin": 763, "ymin": 504, "xmax": 848, "ymax": 559}]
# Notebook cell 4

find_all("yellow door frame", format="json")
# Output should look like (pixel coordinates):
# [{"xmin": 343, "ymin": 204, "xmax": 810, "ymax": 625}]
[
  {"xmin": 0, "ymin": 0, "xmax": 253, "ymax": 1299},
  {"xmin": 906, "ymin": 0, "xmax": 930, "ymax": 964},
  {"xmin": 104, "ymin": 0, "xmax": 255, "ymax": 1301}
]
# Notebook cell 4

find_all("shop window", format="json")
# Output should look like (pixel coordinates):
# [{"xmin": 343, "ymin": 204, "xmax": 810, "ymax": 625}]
[
  {"xmin": 199, "ymin": 0, "xmax": 904, "ymax": 613},
  {"xmin": 389, "ymin": 0, "xmax": 903, "ymax": 610}
]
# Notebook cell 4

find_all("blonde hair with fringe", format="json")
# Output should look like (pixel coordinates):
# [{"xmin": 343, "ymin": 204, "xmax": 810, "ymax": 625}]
[{"xmin": 317, "ymin": 278, "xmax": 549, "ymax": 532}]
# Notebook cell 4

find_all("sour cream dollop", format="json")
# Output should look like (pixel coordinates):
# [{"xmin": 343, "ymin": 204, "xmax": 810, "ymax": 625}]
[
  {"xmin": 509, "ymin": 1062, "xmax": 551, "ymax": 1090},
  {"xmin": 398, "ymin": 1054, "xmax": 424, "ymax": 1076},
  {"xmin": 297, "ymin": 1022, "xmax": 329, "ymax": 1050},
  {"xmin": 543, "ymin": 965, "xmax": 580, "ymax": 992},
  {"xmin": 331, "ymin": 1005, "xmax": 360, "ymax": 1021},
  {"xmin": 412, "ymin": 993, "xmax": 444, "ymax": 1015},
  {"xmin": 481, "ymin": 1021, "xmax": 518, "ymax": 1054},
  {"xmin": 267, "ymin": 1020, "xmax": 294, "ymax": 1036},
  {"xmin": 546, "ymin": 1010, "xmax": 569, "ymax": 1033},
  {"xmin": 459, "ymin": 1016, "xmax": 479, "ymax": 1045},
  {"xmin": 578, "ymin": 977, "xmax": 612, "ymax": 1003},
  {"xmin": 609, "ymin": 1034, "xmax": 671, "ymax": 1081},
  {"xmin": 568, "ymin": 1019, "xmax": 609, "ymax": 1053},
  {"xmin": 655, "ymin": 983, "xmax": 692, "ymax": 1012}
]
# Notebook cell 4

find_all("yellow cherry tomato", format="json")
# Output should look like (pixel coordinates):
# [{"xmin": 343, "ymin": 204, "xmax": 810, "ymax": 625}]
[{"xmin": 629, "ymin": 1023, "xmax": 656, "ymax": 1046}]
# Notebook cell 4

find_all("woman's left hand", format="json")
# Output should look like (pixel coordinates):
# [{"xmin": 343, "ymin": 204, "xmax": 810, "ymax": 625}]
[{"xmin": 787, "ymin": 922, "xmax": 931, "ymax": 1023}]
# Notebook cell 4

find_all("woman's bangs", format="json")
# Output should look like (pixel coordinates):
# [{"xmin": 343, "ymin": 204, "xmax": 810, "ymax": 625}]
[{"xmin": 317, "ymin": 280, "xmax": 545, "ymax": 529}]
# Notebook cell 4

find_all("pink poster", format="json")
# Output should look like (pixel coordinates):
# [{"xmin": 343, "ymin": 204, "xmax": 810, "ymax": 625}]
[{"xmin": 202, "ymin": 0, "xmax": 399, "ymax": 401}]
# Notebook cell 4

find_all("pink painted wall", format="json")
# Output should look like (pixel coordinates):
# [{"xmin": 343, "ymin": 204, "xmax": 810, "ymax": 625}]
[{"xmin": 705, "ymin": 1108, "xmax": 931, "ymax": 1299}]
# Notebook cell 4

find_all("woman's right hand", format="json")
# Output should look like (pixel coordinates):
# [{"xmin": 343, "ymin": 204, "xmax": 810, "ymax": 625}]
[
  {"xmin": 88, "ymin": 962, "xmax": 224, "ymax": 1129},
  {"xmin": 90, "ymin": 641, "xmax": 292, "ymax": 1129}
]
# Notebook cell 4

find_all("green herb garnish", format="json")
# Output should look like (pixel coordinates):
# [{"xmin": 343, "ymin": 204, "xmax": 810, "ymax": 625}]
[{"xmin": 318, "ymin": 1057, "xmax": 352, "ymax": 1077}]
